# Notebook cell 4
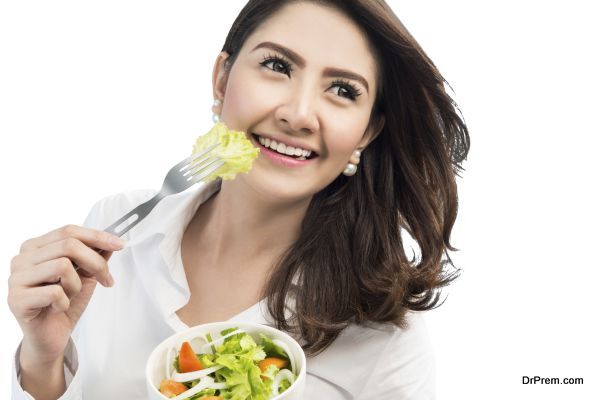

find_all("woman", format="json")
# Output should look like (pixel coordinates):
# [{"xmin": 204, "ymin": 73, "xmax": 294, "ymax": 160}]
[{"xmin": 9, "ymin": 0, "xmax": 469, "ymax": 399}]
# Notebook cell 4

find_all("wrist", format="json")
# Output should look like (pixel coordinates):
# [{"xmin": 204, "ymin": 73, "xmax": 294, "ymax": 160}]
[{"xmin": 20, "ymin": 336, "xmax": 68, "ymax": 366}]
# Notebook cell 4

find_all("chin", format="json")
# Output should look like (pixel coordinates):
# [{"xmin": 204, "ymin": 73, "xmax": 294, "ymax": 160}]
[{"xmin": 241, "ymin": 172, "xmax": 317, "ymax": 204}]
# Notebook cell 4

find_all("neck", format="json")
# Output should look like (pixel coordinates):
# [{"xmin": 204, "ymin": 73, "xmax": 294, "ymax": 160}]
[{"xmin": 187, "ymin": 178, "xmax": 311, "ymax": 273}]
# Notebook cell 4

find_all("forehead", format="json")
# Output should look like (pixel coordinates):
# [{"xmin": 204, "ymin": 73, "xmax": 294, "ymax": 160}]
[{"xmin": 241, "ymin": 2, "xmax": 378, "ymax": 87}]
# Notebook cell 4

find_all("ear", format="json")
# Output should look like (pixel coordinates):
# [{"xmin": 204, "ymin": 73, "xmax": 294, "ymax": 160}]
[
  {"xmin": 212, "ymin": 51, "xmax": 231, "ymax": 102},
  {"xmin": 358, "ymin": 113, "xmax": 385, "ymax": 149}
]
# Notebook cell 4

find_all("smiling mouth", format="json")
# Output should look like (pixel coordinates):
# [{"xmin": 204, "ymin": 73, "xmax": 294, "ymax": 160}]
[{"xmin": 251, "ymin": 133, "xmax": 318, "ymax": 161}]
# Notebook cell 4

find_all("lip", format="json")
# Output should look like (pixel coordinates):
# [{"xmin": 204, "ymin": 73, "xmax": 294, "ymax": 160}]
[
  {"xmin": 250, "ymin": 134, "xmax": 317, "ymax": 168},
  {"xmin": 252, "ymin": 132, "xmax": 318, "ymax": 155}
]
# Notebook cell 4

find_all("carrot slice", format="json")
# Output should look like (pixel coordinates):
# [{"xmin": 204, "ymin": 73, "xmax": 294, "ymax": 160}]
[
  {"xmin": 258, "ymin": 357, "xmax": 289, "ymax": 372},
  {"xmin": 178, "ymin": 341, "xmax": 204, "ymax": 373},
  {"xmin": 159, "ymin": 379, "xmax": 188, "ymax": 397}
]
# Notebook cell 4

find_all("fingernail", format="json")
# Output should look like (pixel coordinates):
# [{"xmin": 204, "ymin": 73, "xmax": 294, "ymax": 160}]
[{"xmin": 109, "ymin": 236, "xmax": 127, "ymax": 249}]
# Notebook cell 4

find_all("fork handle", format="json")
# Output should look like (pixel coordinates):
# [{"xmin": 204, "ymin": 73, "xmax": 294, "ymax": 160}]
[
  {"xmin": 103, "ymin": 192, "xmax": 165, "ymax": 237},
  {"xmin": 70, "ymin": 193, "xmax": 161, "ymax": 275}
]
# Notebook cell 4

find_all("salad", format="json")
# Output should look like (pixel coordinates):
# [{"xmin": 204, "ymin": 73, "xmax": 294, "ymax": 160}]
[
  {"xmin": 158, "ymin": 327, "xmax": 297, "ymax": 400},
  {"xmin": 192, "ymin": 122, "xmax": 259, "ymax": 182}
]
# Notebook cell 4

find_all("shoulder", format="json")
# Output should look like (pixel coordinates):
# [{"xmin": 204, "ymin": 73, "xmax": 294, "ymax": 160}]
[
  {"xmin": 305, "ymin": 312, "xmax": 435, "ymax": 398},
  {"xmin": 359, "ymin": 312, "xmax": 435, "ymax": 398},
  {"xmin": 82, "ymin": 189, "xmax": 157, "ymax": 231}
]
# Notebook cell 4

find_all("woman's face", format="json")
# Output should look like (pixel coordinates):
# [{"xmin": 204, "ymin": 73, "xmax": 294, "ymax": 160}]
[{"xmin": 214, "ymin": 1, "xmax": 380, "ymax": 203}]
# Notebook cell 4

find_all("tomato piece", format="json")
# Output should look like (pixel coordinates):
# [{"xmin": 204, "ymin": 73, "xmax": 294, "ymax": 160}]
[
  {"xmin": 178, "ymin": 341, "xmax": 204, "ymax": 373},
  {"xmin": 159, "ymin": 379, "xmax": 187, "ymax": 397},
  {"xmin": 258, "ymin": 357, "xmax": 289, "ymax": 372}
]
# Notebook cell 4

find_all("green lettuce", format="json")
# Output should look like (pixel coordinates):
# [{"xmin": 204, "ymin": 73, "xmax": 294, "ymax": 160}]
[
  {"xmin": 191, "ymin": 122, "xmax": 259, "ymax": 182},
  {"xmin": 278, "ymin": 378, "xmax": 292, "ymax": 394},
  {"xmin": 259, "ymin": 334, "xmax": 290, "ymax": 360},
  {"xmin": 212, "ymin": 334, "xmax": 271, "ymax": 400}
]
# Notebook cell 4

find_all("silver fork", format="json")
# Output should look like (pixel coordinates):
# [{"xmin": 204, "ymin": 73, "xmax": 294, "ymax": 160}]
[
  {"xmin": 104, "ymin": 142, "xmax": 224, "ymax": 237},
  {"xmin": 64, "ymin": 143, "xmax": 224, "ymax": 278}
]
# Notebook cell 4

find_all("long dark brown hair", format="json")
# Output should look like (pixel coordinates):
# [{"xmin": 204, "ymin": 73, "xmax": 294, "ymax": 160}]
[{"xmin": 221, "ymin": 0, "xmax": 470, "ymax": 356}]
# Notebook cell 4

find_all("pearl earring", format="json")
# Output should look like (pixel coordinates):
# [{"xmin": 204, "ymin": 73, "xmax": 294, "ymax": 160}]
[
  {"xmin": 343, "ymin": 163, "xmax": 357, "ymax": 176},
  {"xmin": 212, "ymin": 99, "xmax": 222, "ymax": 123},
  {"xmin": 342, "ymin": 149, "xmax": 362, "ymax": 176}
]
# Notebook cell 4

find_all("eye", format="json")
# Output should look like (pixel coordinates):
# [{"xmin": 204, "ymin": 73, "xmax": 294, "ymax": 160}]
[
  {"xmin": 259, "ymin": 53, "xmax": 362, "ymax": 102},
  {"xmin": 260, "ymin": 53, "xmax": 293, "ymax": 77},
  {"xmin": 331, "ymin": 79, "xmax": 362, "ymax": 101}
]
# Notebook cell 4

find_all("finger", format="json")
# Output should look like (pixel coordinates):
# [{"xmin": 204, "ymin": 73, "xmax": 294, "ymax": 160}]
[
  {"xmin": 10, "ymin": 285, "xmax": 70, "ymax": 322},
  {"xmin": 11, "ymin": 258, "xmax": 83, "ymax": 298},
  {"xmin": 20, "ymin": 224, "xmax": 126, "ymax": 253},
  {"xmin": 73, "ymin": 248, "xmax": 113, "ymax": 278},
  {"xmin": 101, "ymin": 250, "xmax": 115, "ymax": 262},
  {"xmin": 27, "ymin": 239, "xmax": 113, "ymax": 287}
]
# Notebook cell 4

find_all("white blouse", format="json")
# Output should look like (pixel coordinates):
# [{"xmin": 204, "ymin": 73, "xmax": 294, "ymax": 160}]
[{"xmin": 12, "ymin": 179, "xmax": 435, "ymax": 399}]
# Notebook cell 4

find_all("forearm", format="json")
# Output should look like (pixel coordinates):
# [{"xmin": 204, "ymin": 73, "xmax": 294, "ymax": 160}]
[{"xmin": 19, "ymin": 347, "xmax": 67, "ymax": 400}]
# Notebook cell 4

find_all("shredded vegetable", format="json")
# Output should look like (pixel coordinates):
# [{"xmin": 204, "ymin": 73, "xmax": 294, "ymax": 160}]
[{"xmin": 158, "ymin": 327, "xmax": 297, "ymax": 400}]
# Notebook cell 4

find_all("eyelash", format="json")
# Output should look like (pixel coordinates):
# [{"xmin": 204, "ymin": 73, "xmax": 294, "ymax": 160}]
[{"xmin": 259, "ymin": 53, "xmax": 362, "ymax": 101}]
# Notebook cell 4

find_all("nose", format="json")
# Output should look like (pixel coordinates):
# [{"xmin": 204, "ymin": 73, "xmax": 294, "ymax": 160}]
[{"xmin": 274, "ymin": 86, "xmax": 320, "ymax": 135}]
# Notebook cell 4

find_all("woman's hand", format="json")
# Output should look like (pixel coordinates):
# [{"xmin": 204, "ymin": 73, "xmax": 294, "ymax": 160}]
[{"xmin": 7, "ymin": 224, "xmax": 126, "ymax": 365}]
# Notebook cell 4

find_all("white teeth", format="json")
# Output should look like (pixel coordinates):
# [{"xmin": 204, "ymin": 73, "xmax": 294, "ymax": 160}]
[{"xmin": 255, "ymin": 134, "xmax": 313, "ymax": 159}]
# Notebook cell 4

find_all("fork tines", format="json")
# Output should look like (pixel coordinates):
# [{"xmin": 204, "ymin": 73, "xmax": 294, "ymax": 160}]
[{"xmin": 181, "ymin": 143, "xmax": 225, "ymax": 183}]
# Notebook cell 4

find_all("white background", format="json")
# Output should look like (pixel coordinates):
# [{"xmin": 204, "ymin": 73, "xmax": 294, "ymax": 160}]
[{"xmin": 1, "ymin": 1, "xmax": 598, "ymax": 399}]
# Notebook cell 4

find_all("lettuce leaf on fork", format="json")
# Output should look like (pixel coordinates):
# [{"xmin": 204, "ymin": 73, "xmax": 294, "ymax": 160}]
[{"xmin": 192, "ymin": 122, "xmax": 259, "ymax": 182}]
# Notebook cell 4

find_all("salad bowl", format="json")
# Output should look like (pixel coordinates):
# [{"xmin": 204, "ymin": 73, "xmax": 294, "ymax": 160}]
[{"xmin": 146, "ymin": 321, "xmax": 306, "ymax": 400}]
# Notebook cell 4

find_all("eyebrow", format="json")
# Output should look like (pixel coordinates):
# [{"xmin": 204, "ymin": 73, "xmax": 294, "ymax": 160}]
[{"xmin": 251, "ymin": 41, "xmax": 370, "ymax": 93}]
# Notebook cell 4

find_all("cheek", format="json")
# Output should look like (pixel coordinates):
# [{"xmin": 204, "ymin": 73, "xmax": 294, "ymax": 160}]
[
  {"xmin": 323, "ymin": 121, "xmax": 369, "ymax": 160},
  {"xmin": 221, "ymin": 69, "xmax": 273, "ymax": 129},
  {"xmin": 323, "ymin": 103, "xmax": 371, "ymax": 145}
]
